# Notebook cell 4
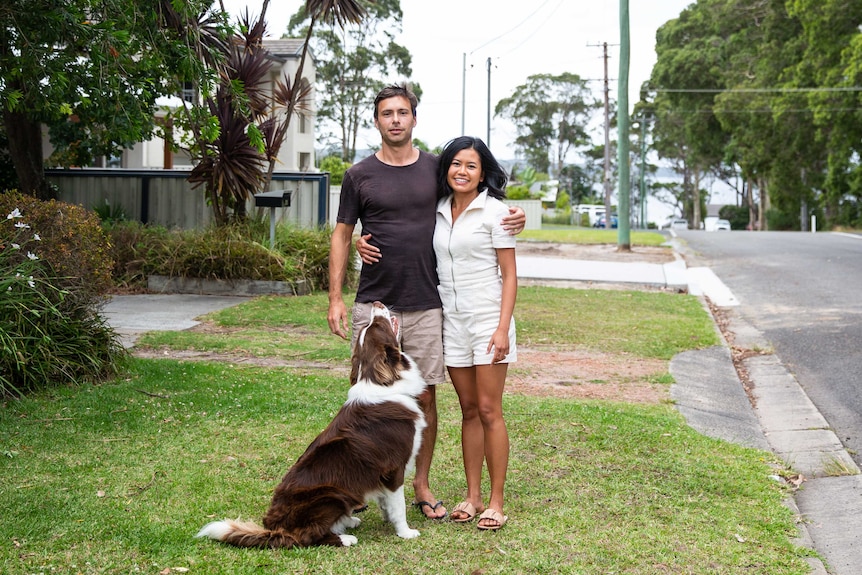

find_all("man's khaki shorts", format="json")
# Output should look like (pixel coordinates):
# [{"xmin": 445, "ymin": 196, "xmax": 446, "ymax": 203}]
[{"xmin": 351, "ymin": 302, "xmax": 445, "ymax": 385}]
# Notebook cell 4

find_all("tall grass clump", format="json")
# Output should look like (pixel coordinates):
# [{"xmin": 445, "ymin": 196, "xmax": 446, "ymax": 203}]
[
  {"xmin": 0, "ymin": 193, "xmax": 126, "ymax": 396},
  {"xmin": 107, "ymin": 219, "xmax": 354, "ymax": 292}
]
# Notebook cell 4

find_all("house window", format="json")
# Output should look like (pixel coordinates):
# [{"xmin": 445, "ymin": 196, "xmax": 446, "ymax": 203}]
[
  {"xmin": 299, "ymin": 152, "xmax": 311, "ymax": 171},
  {"xmin": 181, "ymin": 82, "xmax": 196, "ymax": 104},
  {"xmin": 299, "ymin": 113, "xmax": 308, "ymax": 134}
]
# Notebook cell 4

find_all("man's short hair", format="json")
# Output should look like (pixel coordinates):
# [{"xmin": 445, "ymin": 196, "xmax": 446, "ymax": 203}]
[{"xmin": 373, "ymin": 84, "xmax": 418, "ymax": 119}]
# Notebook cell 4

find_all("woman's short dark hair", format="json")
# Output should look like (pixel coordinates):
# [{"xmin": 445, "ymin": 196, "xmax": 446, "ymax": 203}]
[
  {"xmin": 373, "ymin": 84, "xmax": 418, "ymax": 119},
  {"xmin": 437, "ymin": 136, "xmax": 508, "ymax": 200}
]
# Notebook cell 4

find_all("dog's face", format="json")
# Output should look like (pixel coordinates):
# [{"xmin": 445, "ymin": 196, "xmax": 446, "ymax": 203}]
[{"xmin": 350, "ymin": 302, "xmax": 407, "ymax": 386}]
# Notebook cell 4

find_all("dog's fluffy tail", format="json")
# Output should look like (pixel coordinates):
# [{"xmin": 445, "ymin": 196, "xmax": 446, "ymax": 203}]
[{"xmin": 196, "ymin": 519, "xmax": 300, "ymax": 549}]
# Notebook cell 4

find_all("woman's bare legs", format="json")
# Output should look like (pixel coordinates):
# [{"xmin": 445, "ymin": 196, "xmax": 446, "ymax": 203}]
[
  {"xmin": 449, "ymin": 363, "xmax": 509, "ymax": 526},
  {"xmin": 476, "ymin": 363, "xmax": 509, "ymax": 526},
  {"xmin": 449, "ymin": 366, "xmax": 485, "ymax": 518}
]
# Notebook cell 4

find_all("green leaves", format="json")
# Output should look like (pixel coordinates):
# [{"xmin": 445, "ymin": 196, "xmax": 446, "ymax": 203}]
[
  {"xmin": 289, "ymin": 0, "xmax": 413, "ymax": 162},
  {"xmin": 496, "ymin": 73, "xmax": 599, "ymax": 176},
  {"xmin": 648, "ymin": 0, "xmax": 862, "ymax": 229}
]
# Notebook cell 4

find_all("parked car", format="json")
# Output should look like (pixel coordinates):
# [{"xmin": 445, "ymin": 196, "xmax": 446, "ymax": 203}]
[
  {"xmin": 593, "ymin": 214, "xmax": 619, "ymax": 229},
  {"xmin": 670, "ymin": 218, "xmax": 688, "ymax": 230},
  {"xmin": 715, "ymin": 218, "xmax": 731, "ymax": 231}
]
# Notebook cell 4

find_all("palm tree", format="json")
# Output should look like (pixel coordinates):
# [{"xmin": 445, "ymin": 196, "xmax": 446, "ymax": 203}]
[{"xmin": 185, "ymin": 0, "xmax": 365, "ymax": 225}]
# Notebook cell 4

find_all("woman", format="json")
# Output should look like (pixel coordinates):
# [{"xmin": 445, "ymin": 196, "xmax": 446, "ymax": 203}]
[{"xmin": 433, "ymin": 136, "xmax": 516, "ymax": 531}]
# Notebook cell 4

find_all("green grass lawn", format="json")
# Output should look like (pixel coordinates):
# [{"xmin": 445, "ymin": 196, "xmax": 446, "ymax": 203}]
[
  {"xmin": 1, "ymin": 284, "xmax": 815, "ymax": 574},
  {"xmin": 2, "ymin": 355, "xmax": 811, "ymax": 575},
  {"xmin": 520, "ymin": 226, "xmax": 669, "ymax": 246}
]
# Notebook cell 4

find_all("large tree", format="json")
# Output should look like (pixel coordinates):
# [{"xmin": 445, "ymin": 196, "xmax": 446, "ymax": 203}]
[
  {"xmin": 647, "ymin": 0, "xmax": 862, "ymax": 230},
  {"xmin": 648, "ymin": 0, "xmax": 733, "ymax": 227},
  {"xmin": 0, "ymin": 0, "xmax": 226, "ymax": 199},
  {"xmin": 287, "ymin": 0, "xmax": 415, "ymax": 162},
  {"xmin": 787, "ymin": 0, "xmax": 862, "ymax": 227},
  {"xmin": 495, "ymin": 72, "xmax": 599, "ymax": 177}
]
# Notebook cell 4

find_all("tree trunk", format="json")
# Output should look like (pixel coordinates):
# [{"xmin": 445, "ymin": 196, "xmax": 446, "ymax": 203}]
[
  {"xmin": 693, "ymin": 168, "xmax": 701, "ymax": 229},
  {"xmin": 682, "ymin": 167, "xmax": 691, "ymax": 226},
  {"xmin": 2, "ymin": 110, "xmax": 55, "ymax": 200}
]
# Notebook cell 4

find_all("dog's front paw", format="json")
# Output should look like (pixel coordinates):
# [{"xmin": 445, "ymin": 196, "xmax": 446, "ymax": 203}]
[
  {"xmin": 339, "ymin": 534, "xmax": 358, "ymax": 546},
  {"xmin": 397, "ymin": 528, "xmax": 420, "ymax": 539}
]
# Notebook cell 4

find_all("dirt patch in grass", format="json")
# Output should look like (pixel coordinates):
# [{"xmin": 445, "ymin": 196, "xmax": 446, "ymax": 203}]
[
  {"xmin": 132, "ymin": 342, "xmax": 669, "ymax": 404},
  {"xmin": 507, "ymin": 348, "xmax": 668, "ymax": 403},
  {"xmin": 130, "ymin": 243, "xmax": 675, "ymax": 404}
]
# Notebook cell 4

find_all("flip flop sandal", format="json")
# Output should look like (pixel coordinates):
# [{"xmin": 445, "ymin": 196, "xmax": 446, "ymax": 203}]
[
  {"xmin": 412, "ymin": 499, "xmax": 447, "ymax": 520},
  {"xmin": 477, "ymin": 508, "xmax": 508, "ymax": 531},
  {"xmin": 450, "ymin": 501, "xmax": 482, "ymax": 523}
]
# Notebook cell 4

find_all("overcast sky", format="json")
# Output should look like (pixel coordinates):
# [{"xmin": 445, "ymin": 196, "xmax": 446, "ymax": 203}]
[{"xmin": 222, "ymin": 0, "xmax": 693, "ymax": 159}]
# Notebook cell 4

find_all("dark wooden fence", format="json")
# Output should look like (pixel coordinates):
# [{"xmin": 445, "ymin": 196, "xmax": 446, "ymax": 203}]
[{"xmin": 45, "ymin": 169, "xmax": 330, "ymax": 229}]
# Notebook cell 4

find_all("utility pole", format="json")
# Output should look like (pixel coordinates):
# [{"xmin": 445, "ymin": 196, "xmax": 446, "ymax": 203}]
[
  {"xmin": 588, "ymin": 40, "xmax": 619, "ymax": 230},
  {"xmin": 461, "ymin": 53, "xmax": 466, "ymax": 135},
  {"xmin": 639, "ymin": 115, "xmax": 647, "ymax": 228},
  {"xmin": 617, "ymin": 0, "xmax": 631, "ymax": 250},
  {"xmin": 486, "ymin": 57, "xmax": 492, "ymax": 148},
  {"xmin": 600, "ymin": 43, "xmax": 613, "ymax": 230}
]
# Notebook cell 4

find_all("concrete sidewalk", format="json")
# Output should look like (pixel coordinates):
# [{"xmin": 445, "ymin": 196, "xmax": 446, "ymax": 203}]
[
  {"xmin": 103, "ymin": 245, "xmax": 857, "ymax": 574},
  {"xmin": 102, "ymin": 293, "xmax": 250, "ymax": 348}
]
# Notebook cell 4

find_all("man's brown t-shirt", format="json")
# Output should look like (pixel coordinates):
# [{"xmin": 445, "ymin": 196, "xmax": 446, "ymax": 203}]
[{"xmin": 336, "ymin": 151, "xmax": 442, "ymax": 311}]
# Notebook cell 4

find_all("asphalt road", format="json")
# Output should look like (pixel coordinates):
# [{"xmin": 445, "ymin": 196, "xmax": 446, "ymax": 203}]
[{"xmin": 677, "ymin": 229, "xmax": 862, "ymax": 466}]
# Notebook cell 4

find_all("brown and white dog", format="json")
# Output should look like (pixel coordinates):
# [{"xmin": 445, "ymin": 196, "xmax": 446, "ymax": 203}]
[{"xmin": 196, "ymin": 302, "xmax": 427, "ymax": 549}]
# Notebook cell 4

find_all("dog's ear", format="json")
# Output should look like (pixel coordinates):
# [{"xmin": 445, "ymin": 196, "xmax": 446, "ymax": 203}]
[
  {"xmin": 385, "ymin": 340, "xmax": 402, "ymax": 367},
  {"xmin": 349, "ymin": 338, "xmax": 361, "ymax": 385}
]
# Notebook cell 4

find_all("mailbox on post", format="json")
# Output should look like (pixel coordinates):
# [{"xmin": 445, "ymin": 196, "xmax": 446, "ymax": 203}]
[{"xmin": 254, "ymin": 191, "xmax": 292, "ymax": 248}]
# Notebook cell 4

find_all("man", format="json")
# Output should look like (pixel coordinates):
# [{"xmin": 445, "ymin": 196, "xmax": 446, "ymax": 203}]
[{"xmin": 328, "ymin": 84, "xmax": 524, "ymax": 519}]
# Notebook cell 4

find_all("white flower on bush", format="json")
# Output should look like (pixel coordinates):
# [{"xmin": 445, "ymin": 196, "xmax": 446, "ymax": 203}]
[
  {"xmin": 2, "ymin": 207, "xmax": 42, "ymax": 292},
  {"xmin": 13, "ymin": 272, "xmax": 36, "ymax": 288}
]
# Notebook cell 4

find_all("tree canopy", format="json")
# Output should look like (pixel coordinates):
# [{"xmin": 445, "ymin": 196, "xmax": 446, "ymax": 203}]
[
  {"xmin": 287, "ymin": 0, "xmax": 417, "ymax": 162},
  {"xmin": 646, "ymin": 0, "xmax": 862, "ymax": 230},
  {"xmin": 0, "ymin": 0, "xmax": 226, "ymax": 199},
  {"xmin": 495, "ymin": 72, "xmax": 600, "ymax": 177}
]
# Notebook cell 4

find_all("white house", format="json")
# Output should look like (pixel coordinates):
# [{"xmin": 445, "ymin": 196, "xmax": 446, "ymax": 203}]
[{"xmin": 56, "ymin": 38, "xmax": 317, "ymax": 173}]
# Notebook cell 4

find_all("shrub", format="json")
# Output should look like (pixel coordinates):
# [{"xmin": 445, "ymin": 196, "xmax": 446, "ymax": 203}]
[
  {"xmin": 106, "ymin": 220, "xmax": 351, "ymax": 292},
  {"xmin": 719, "ymin": 205, "xmax": 750, "ymax": 231},
  {"xmin": 765, "ymin": 207, "xmax": 797, "ymax": 231},
  {"xmin": 0, "ymin": 191, "xmax": 114, "ymax": 304},
  {"xmin": 104, "ymin": 220, "xmax": 171, "ymax": 290},
  {"xmin": 318, "ymin": 155, "xmax": 351, "ymax": 186},
  {"xmin": 273, "ymin": 224, "xmax": 353, "ymax": 292},
  {"xmin": 1, "ymin": 201, "xmax": 126, "ymax": 396},
  {"xmin": 506, "ymin": 184, "xmax": 536, "ymax": 200}
]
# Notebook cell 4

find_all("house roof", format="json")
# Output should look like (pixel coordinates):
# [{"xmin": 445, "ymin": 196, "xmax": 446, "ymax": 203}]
[{"xmin": 263, "ymin": 38, "xmax": 305, "ymax": 58}]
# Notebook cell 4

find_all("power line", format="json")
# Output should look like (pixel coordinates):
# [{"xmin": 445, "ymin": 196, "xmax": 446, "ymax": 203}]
[
  {"xmin": 499, "ymin": 0, "xmax": 566, "ymax": 57},
  {"xmin": 468, "ymin": 0, "xmax": 555, "ymax": 55},
  {"xmin": 653, "ymin": 87, "xmax": 862, "ymax": 93},
  {"xmin": 664, "ymin": 106, "xmax": 862, "ymax": 114}
]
